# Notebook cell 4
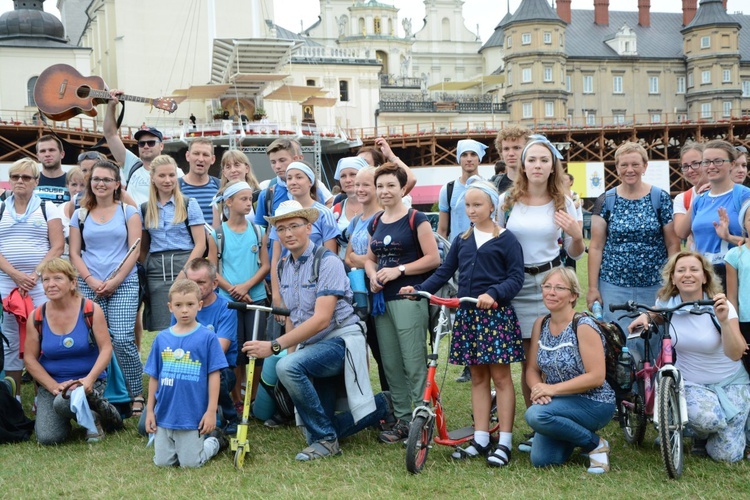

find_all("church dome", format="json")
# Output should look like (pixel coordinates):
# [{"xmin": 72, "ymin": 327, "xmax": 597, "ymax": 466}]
[{"xmin": 0, "ymin": 1, "xmax": 66, "ymax": 41}]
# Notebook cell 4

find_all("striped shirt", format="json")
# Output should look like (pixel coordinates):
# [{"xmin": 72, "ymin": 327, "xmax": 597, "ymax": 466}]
[
  {"xmin": 179, "ymin": 176, "xmax": 221, "ymax": 225},
  {"xmin": 0, "ymin": 201, "xmax": 60, "ymax": 274},
  {"xmin": 141, "ymin": 196, "xmax": 205, "ymax": 253}
]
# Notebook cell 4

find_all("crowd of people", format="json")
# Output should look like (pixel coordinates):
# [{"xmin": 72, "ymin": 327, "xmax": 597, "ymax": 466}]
[{"xmin": 1, "ymin": 104, "xmax": 749, "ymax": 472}]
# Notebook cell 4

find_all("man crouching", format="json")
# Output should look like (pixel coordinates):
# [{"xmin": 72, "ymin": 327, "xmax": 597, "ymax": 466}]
[{"xmin": 243, "ymin": 200, "xmax": 393, "ymax": 461}]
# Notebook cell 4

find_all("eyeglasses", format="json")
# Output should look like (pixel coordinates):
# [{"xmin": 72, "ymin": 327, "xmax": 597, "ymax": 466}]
[
  {"xmin": 91, "ymin": 177, "xmax": 116, "ymax": 185},
  {"xmin": 276, "ymin": 223, "xmax": 307, "ymax": 234},
  {"xmin": 541, "ymin": 284, "xmax": 571, "ymax": 293},
  {"xmin": 9, "ymin": 174, "xmax": 37, "ymax": 182},
  {"xmin": 138, "ymin": 140, "xmax": 160, "ymax": 148},
  {"xmin": 735, "ymin": 146, "xmax": 748, "ymax": 154},
  {"xmin": 680, "ymin": 161, "xmax": 702, "ymax": 172},
  {"xmin": 700, "ymin": 158, "xmax": 728, "ymax": 167},
  {"xmin": 77, "ymin": 151, "xmax": 101, "ymax": 163}
]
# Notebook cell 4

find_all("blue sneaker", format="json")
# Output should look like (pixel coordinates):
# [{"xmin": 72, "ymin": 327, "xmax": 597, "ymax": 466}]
[{"xmin": 224, "ymin": 420, "xmax": 238, "ymax": 435}]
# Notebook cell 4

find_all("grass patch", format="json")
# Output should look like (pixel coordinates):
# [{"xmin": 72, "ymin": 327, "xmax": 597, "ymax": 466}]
[{"xmin": 2, "ymin": 250, "xmax": 748, "ymax": 497}]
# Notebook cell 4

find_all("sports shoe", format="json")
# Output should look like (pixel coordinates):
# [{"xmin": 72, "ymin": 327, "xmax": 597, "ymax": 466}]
[
  {"xmin": 223, "ymin": 419, "xmax": 238, "ymax": 435},
  {"xmin": 208, "ymin": 428, "xmax": 229, "ymax": 452},
  {"xmin": 86, "ymin": 412, "xmax": 105, "ymax": 443},
  {"xmin": 690, "ymin": 438, "xmax": 708, "ymax": 457},
  {"xmin": 264, "ymin": 413, "xmax": 292, "ymax": 429},
  {"xmin": 379, "ymin": 419, "xmax": 410, "ymax": 444},
  {"xmin": 518, "ymin": 431, "xmax": 534, "ymax": 452},
  {"xmin": 455, "ymin": 366, "xmax": 472, "ymax": 383}
]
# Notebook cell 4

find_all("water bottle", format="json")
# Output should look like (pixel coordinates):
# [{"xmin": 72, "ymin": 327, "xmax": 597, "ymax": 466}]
[
  {"xmin": 616, "ymin": 346, "xmax": 635, "ymax": 391},
  {"xmin": 591, "ymin": 300, "xmax": 603, "ymax": 320}
]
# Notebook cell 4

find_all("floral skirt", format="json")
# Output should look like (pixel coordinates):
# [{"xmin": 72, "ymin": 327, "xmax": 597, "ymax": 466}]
[{"xmin": 449, "ymin": 305, "xmax": 524, "ymax": 366}]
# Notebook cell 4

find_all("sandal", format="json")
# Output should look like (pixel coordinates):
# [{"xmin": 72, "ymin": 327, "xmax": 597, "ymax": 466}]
[
  {"xmin": 295, "ymin": 439, "xmax": 342, "ymax": 461},
  {"xmin": 131, "ymin": 396, "xmax": 145, "ymax": 417},
  {"xmin": 452, "ymin": 439, "xmax": 492, "ymax": 460},
  {"xmin": 586, "ymin": 439, "xmax": 610, "ymax": 474},
  {"xmin": 487, "ymin": 444, "xmax": 512, "ymax": 467}
]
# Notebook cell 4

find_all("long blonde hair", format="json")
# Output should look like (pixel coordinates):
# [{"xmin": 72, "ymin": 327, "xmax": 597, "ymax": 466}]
[
  {"xmin": 145, "ymin": 155, "xmax": 187, "ymax": 229},
  {"xmin": 502, "ymin": 142, "xmax": 567, "ymax": 213}
]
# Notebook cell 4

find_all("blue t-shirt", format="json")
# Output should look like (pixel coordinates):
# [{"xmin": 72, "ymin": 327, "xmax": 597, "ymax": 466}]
[
  {"xmin": 71, "ymin": 203, "xmax": 140, "ymax": 281},
  {"xmin": 216, "ymin": 222, "xmax": 267, "ymax": 303},
  {"xmin": 38, "ymin": 307, "xmax": 105, "ymax": 383},
  {"xmin": 594, "ymin": 189, "xmax": 673, "ymax": 287},
  {"xmin": 346, "ymin": 213, "xmax": 376, "ymax": 256},
  {"xmin": 179, "ymin": 176, "xmax": 221, "ymax": 225},
  {"xmin": 144, "ymin": 324, "xmax": 228, "ymax": 430},
  {"xmin": 724, "ymin": 245, "xmax": 750, "ymax": 322},
  {"xmin": 438, "ymin": 178, "xmax": 470, "ymax": 240},
  {"xmin": 368, "ymin": 210, "xmax": 431, "ymax": 301},
  {"xmin": 170, "ymin": 295, "xmax": 238, "ymax": 368},
  {"xmin": 691, "ymin": 186, "xmax": 750, "ymax": 264}
]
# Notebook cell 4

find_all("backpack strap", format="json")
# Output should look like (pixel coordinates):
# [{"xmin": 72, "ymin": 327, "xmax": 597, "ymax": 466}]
[
  {"xmin": 649, "ymin": 185, "xmax": 661, "ymax": 222},
  {"xmin": 78, "ymin": 207, "xmax": 90, "ymax": 252},
  {"xmin": 309, "ymin": 245, "xmax": 331, "ymax": 284},
  {"xmin": 407, "ymin": 208, "xmax": 423, "ymax": 259},
  {"xmin": 603, "ymin": 187, "xmax": 618, "ymax": 224},
  {"xmin": 125, "ymin": 160, "xmax": 143, "ymax": 184},
  {"xmin": 445, "ymin": 180, "xmax": 455, "ymax": 236},
  {"xmin": 0, "ymin": 201, "xmax": 5, "ymax": 221},
  {"xmin": 0, "ymin": 200, "xmax": 47, "ymax": 222},
  {"xmin": 683, "ymin": 188, "xmax": 693, "ymax": 211},
  {"xmin": 33, "ymin": 304, "xmax": 46, "ymax": 345},
  {"xmin": 81, "ymin": 298, "xmax": 96, "ymax": 346},
  {"xmin": 251, "ymin": 222, "xmax": 262, "ymax": 268},
  {"xmin": 264, "ymin": 177, "xmax": 279, "ymax": 221}
]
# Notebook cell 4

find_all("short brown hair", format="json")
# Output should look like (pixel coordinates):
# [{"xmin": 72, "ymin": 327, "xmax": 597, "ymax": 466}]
[
  {"xmin": 614, "ymin": 142, "xmax": 648, "ymax": 165},
  {"xmin": 168, "ymin": 279, "xmax": 201, "ymax": 302},
  {"xmin": 374, "ymin": 162, "xmax": 407, "ymax": 188},
  {"xmin": 37, "ymin": 258, "xmax": 79, "ymax": 297},
  {"xmin": 703, "ymin": 139, "xmax": 738, "ymax": 162},
  {"xmin": 36, "ymin": 134, "xmax": 63, "ymax": 152},
  {"xmin": 357, "ymin": 146, "xmax": 386, "ymax": 166},
  {"xmin": 266, "ymin": 138, "xmax": 301, "ymax": 157},
  {"xmin": 185, "ymin": 258, "xmax": 217, "ymax": 281},
  {"xmin": 494, "ymin": 125, "xmax": 531, "ymax": 151},
  {"xmin": 542, "ymin": 267, "xmax": 582, "ymax": 302},
  {"xmin": 188, "ymin": 137, "xmax": 215, "ymax": 152}
]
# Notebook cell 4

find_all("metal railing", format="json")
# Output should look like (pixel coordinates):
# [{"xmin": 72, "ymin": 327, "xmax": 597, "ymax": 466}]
[{"xmin": 379, "ymin": 74, "xmax": 422, "ymax": 88}]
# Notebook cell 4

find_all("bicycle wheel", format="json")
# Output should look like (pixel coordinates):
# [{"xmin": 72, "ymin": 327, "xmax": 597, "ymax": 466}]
[
  {"xmin": 658, "ymin": 376, "xmax": 684, "ymax": 479},
  {"xmin": 405, "ymin": 414, "xmax": 434, "ymax": 474},
  {"xmin": 621, "ymin": 391, "xmax": 646, "ymax": 445}
]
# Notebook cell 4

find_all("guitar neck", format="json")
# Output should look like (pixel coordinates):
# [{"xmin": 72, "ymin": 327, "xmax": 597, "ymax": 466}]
[{"xmin": 89, "ymin": 89, "xmax": 154, "ymax": 106}]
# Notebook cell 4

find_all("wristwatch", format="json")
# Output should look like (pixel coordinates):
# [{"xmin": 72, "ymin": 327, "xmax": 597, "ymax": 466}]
[
  {"xmin": 271, "ymin": 340, "xmax": 282, "ymax": 355},
  {"xmin": 398, "ymin": 265, "xmax": 406, "ymax": 276}
]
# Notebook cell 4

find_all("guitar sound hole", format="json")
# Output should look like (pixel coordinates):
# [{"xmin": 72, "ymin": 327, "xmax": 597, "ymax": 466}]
[{"xmin": 76, "ymin": 86, "xmax": 91, "ymax": 98}]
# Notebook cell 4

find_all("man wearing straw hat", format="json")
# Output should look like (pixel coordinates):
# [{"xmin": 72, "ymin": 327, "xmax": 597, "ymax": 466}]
[{"xmin": 242, "ymin": 200, "xmax": 393, "ymax": 461}]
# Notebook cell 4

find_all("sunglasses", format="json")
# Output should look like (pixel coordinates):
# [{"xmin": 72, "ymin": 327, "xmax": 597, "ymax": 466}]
[
  {"xmin": 138, "ymin": 140, "xmax": 160, "ymax": 148},
  {"xmin": 10, "ymin": 174, "xmax": 37, "ymax": 182},
  {"xmin": 77, "ymin": 151, "xmax": 101, "ymax": 163}
]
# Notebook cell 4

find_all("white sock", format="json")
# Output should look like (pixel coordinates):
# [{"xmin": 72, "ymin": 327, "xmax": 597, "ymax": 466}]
[
  {"xmin": 474, "ymin": 430, "xmax": 490, "ymax": 448},
  {"xmin": 589, "ymin": 439, "xmax": 609, "ymax": 469},
  {"xmin": 499, "ymin": 432, "xmax": 513, "ymax": 450}
]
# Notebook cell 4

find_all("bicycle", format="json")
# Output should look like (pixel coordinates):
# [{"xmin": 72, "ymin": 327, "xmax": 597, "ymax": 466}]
[
  {"xmin": 400, "ymin": 291, "xmax": 499, "ymax": 474},
  {"xmin": 610, "ymin": 299, "xmax": 715, "ymax": 479},
  {"xmin": 227, "ymin": 301, "xmax": 290, "ymax": 469}
]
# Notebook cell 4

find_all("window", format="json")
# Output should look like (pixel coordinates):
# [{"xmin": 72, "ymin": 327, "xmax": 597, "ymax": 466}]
[
  {"xmin": 374, "ymin": 17, "xmax": 381, "ymax": 34},
  {"xmin": 566, "ymin": 75, "xmax": 571, "ymax": 92},
  {"xmin": 544, "ymin": 67, "xmax": 553, "ymax": 82},
  {"xmin": 507, "ymin": 35, "xmax": 512, "ymax": 48},
  {"xmin": 583, "ymin": 75, "xmax": 593, "ymax": 94},
  {"xmin": 649, "ymin": 76, "xmax": 659, "ymax": 94},
  {"xmin": 688, "ymin": 73, "xmax": 694, "ymax": 88},
  {"xmin": 723, "ymin": 69, "xmax": 731, "ymax": 83},
  {"xmin": 27, "ymin": 76, "xmax": 38, "ymax": 106},
  {"xmin": 545, "ymin": 101, "xmax": 554, "ymax": 118},
  {"xmin": 613, "ymin": 76, "xmax": 623, "ymax": 94},
  {"xmin": 441, "ymin": 17, "xmax": 450, "ymax": 41},
  {"xmin": 677, "ymin": 76, "xmax": 686, "ymax": 94},
  {"xmin": 585, "ymin": 112, "xmax": 596, "ymax": 126},
  {"xmin": 702, "ymin": 70, "xmax": 711, "ymax": 84},
  {"xmin": 522, "ymin": 102, "xmax": 533, "ymax": 119},
  {"xmin": 522, "ymin": 33, "xmax": 531, "ymax": 45},
  {"xmin": 744, "ymin": 80, "xmax": 750, "ymax": 97},
  {"xmin": 522, "ymin": 67, "xmax": 532, "ymax": 83},
  {"xmin": 700, "ymin": 36, "xmax": 710, "ymax": 48},
  {"xmin": 543, "ymin": 31, "xmax": 552, "ymax": 44},
  {"xmin": 306, "ymin": 79, "xmax": 316, "ymax": 86},
  {"xmin": 507, "ymin": 69, "xmax": 512, "ymax": 86},
  {"xmin": 723, "ymin": 101, "xmax": 732, "ymax": 117},
  {"xmin": 651, "ymin": 113, "xmax": 661, "ymax": 123},
  {"xmin": 701, "ymin": 102, "xmax": 712, "ymax": 119},
  {"xmin": 613, "ymin": 113, "xmax": 625, "ymax": 125},
  {"xmin": 339, "ymin": 80, "xmax": 349, "ymax": 102}
]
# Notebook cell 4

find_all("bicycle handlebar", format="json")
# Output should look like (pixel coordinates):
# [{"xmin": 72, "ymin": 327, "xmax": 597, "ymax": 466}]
[
  {"xmin": 609, "ymin": 299, "xmax": 715, "ymax": 315},
  {"xmin": 399, "ymin": 291, "xmax": 487, "ymax": 308},
  {"xmin": 227, "ymin": 302, "xmax": 291, "ymax": 316}
]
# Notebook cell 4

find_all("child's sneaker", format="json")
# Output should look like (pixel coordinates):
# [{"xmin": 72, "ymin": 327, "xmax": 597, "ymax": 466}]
[
  {"xmin": 208, "ymin": 428, "xmax": 229, "ymax": 453},
  {"xmin": 86, "ymin": 412, "xmax": 105, "ymax": 443}
]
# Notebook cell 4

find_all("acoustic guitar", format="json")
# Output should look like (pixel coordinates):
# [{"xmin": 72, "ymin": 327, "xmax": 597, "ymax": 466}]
[{"xmin": 34, "ymin": 64, "xmax": 177, "ymax": 121}]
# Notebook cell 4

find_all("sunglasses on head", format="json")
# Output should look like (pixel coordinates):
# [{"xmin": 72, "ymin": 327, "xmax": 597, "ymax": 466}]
[
  {"xmin": 735, "ymin": 146, "xmax": 748, "ymax": 154},
  {"xmin": 77, "ymin": 151, "xmax": 101, "ymax": 163},
  {"xmin": 138, "ymin": 140, "xmax": 160, "ymax": 148}
]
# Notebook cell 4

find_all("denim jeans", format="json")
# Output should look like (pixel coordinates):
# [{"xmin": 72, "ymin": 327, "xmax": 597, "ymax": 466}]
[
  {"xmin": 525, "ymin": 395, "xmax": 614, "ymax": 467},
  {"xmin": 218, "ymin": 368, "xmax": 238, "ymax": 426},
  {"xmin": 276, "ymin": 336, "xmax": 388, "ymax": 444}
]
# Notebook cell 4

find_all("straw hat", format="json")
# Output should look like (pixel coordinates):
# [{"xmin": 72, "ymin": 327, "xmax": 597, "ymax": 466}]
[{"xmin": 264, "ymin": 200, "xmax": 319, "ymax": 226}]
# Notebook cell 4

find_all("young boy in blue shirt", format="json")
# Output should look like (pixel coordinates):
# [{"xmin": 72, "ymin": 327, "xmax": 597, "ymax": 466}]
[{"xmin": 144, "ymin": 279, "xmax": 229, "ymax": 467}]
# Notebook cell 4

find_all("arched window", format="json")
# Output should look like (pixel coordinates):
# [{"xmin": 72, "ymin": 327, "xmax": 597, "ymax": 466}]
[
  {"xmin": 442, "ymin": 18, "xmax": 450, "ymax": 41},
  {"xmin": 359, "ymin": 17, "xmax": 365, "ymax": 35},
  {"xmin": 27, "ymin": 76, "xmax": 38, "ymax": 106},
  {"xmin": 374, "ymin": 17, "xmax": 382, "ymax": 34}
]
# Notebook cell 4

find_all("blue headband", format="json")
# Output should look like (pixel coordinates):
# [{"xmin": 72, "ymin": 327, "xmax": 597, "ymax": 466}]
[
  {"xmin": 456, "ymin": 176, "xmax": 500, "ymax": 220},
  {"xmin": 286, "ymin": 162, "xmax": 315, "ymax": 184},
  {"xmin": 334, "ymin": 157, "xmax": 368, "ymax": 180},
  {"xmin": 522, "ymin": 134, "xmax": 563, "ymax": 164},
  {"xmin": 211, "ymin": 181, "xmax": 253, "ymax": 206},
  {"xmin": 740, "ymin": 200, "xmax": 750, "ymax": 238},
  {"xmin": 456, "ymin": 139, "xmax": 488, "ymax": 164}
]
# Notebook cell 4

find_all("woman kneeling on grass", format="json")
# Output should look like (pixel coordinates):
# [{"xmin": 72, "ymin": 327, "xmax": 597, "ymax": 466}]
[
  {"xmin": 525, "ymin": 267, "xmax": 614, "ymax": 473},
  {"xmin": 401, "ymin": 178, "xmax": 525, "ymax": 467}
]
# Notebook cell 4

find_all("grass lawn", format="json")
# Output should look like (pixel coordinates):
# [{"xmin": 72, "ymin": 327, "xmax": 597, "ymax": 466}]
[{"xmin": 1, "ymin": 251, "xmax": 748, "ymax": 498}]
